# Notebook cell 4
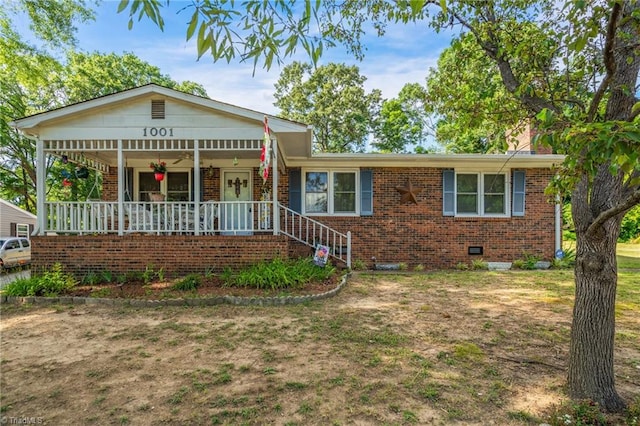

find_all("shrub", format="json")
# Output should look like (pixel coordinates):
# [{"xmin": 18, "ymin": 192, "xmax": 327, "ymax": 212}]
[
  {"xmin": 223, "ymin": 258, "xmax": 336, "ymax": 291},
  {"xmin": 512, "ymin": 253, "xmax": 540, "ymax": 270},
  {"xmin": 351, "ymin": 258, "xmax": 368, "ymax": 271},
  {"xmin": 173, "ymin": 274, "xmax": 201, "ymax": 291},
  {"xmin": 4, "ymin": 263, "xmax": 76, "ymax": 297},
  {"xmin": 471, "ymin": 259, "xmax": 488, "ymax": 270}
]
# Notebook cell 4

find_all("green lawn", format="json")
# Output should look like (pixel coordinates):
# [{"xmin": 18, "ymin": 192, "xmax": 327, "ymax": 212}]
[{"xmin": 617, "ymin": 242, "xmax": 640, "ymax": 269}]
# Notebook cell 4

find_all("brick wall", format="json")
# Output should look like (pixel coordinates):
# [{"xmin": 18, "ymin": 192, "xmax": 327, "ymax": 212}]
[
  {"xmin": 298, "ymin": 167, "xmax": 557, "ymax": 269},
  {"xmin": 31, "ymin": 234, "xmax": 289, "ymax": 278},
  {"xmin": 70, "ymin": 164, "xmax": 556, "ymax": 273}
]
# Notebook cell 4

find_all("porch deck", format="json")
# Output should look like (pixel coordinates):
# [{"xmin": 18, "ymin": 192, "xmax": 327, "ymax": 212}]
[{"xmin": 36, "ymin": 201, "xmax": 351, "ymax": 275}]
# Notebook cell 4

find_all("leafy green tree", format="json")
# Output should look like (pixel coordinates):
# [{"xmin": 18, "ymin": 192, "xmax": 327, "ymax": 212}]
[
  {"xmin": 58, "ymin": 51, "xmax": 208, "ymax": 104},
  {"xmin": 1, "ymin": 2, "xmax": 208, "ymax": 209},
  {"xmin": 372, "ymin": 83, "xmax": 433, "ymax": 153},
  {"xmin": 424, "ymin": 33, "xmax": 523, "ymax": 153},
  {"xmin": 126, "ymin": 0, "xmax": 640, "ymax": 412},
  {"xmin": 273, "ymin": 62, "xmax": 381, "ymax": 153}
]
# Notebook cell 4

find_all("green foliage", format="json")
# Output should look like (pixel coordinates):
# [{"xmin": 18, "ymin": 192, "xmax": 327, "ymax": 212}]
[
  {"xmin": 512, "ymin": 253, "xmax": 541, "ymax": 270},
  {"xmin": 172, "ymin": 274, "xmax": 201, "ymax": 292},
  {"xmin": 544, "ymin": 399, "xmax": 607, "ymax": 426},
  {"xmin": 3, "ymin": 263, "xmax": 76, "ymax": 296},
  {"xmin": 552, "ymin": 247, "xmax": 576, "ymax": 269},
  {"xmin": 350, "ymin": 259, "xmax": 368, "ymax": 271},
  {"xmin": 627, "ymin": 395, "xmax": 640, "ymax": 426},
  {"xmin": 273, "ymin": 61, "xmax": 381, "ymax": 153},
  {"xmin": 620, "ymin": 205, "xmax": 640, "ymax": 243},
  {"xmin": 81, "ymin": 271, "xmax": 101, "ymax": 286},
  {"xmin": 455, "ymin": 262, "xmax": 470, "ymax": 271},
  {"xmin": 372, "ymin": 83, "xmax": 434, "ymax": 153},
  {"xmin": 222, "ymin": 258, "xmax": 336, "ymax": 291},
  {"xmin": 471, "ymin": 259, "xmax": 489, "ymax": 270}
]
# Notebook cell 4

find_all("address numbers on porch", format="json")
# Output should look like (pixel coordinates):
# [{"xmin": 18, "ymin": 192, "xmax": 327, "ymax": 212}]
[{"xmin": 142, "ymin": 127, "xmax": 174, "ymax": 137}]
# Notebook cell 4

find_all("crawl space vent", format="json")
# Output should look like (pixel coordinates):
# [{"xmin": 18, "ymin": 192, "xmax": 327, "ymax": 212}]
[{"xmin": 468, "ymin": 246, "xmax": 483, "ymax": 255}]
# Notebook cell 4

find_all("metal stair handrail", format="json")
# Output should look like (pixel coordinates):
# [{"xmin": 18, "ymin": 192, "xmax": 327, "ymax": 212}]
[{"xmin": 278, "ymin": 203, "xmax": 351, "ymax": 268}]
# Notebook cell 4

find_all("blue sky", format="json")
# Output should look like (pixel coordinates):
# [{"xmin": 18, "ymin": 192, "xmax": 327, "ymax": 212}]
[{"xmin": 70, "ymin": 1, "xmax": 455, "ymax": 114}]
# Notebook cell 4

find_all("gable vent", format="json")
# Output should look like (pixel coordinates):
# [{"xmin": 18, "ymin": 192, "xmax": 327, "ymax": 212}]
[{"xmin": 151, "ymin": 100, "xmax": 165, "ymax": 119}]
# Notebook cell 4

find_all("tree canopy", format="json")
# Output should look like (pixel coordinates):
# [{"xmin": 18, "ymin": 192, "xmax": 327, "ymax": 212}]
[
  {"xmin": 274, "ymin": 61, "xmax": 381, "ymax": 153},
  {"xmin": 0, "ymin": 1, "xmax": 207, "ymax": 210}
]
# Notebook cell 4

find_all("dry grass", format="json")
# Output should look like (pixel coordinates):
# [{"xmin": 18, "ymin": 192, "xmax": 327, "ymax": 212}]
[{"xmin": 1, "ymin": 268, "xmax": 638, "ymax": 425}]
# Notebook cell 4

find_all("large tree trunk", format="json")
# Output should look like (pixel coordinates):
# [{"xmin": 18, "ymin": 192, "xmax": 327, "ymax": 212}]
[
  {"xmin": 567, "ymin": 1, "xmax": 639, "ymax": 412},
  {"xmin": 568, "ymin": 169, "xmax": 626, "ymax": 412}
]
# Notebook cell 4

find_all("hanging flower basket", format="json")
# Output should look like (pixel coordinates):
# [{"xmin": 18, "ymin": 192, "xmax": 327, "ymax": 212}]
[{"xmin": 150, "ymin": 161, "xmax": 167, "ymax": 181}]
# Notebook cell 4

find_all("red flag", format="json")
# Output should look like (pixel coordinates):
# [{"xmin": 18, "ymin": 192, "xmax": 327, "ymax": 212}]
[{"xmin": 260, "ymin": 116, "xmax": 271, "ymax": 183}]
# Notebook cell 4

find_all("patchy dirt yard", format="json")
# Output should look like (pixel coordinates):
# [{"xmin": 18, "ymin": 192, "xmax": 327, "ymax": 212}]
[{"xmin": 1, "ymin": 270, "xmax": 639, "ymax": 425}]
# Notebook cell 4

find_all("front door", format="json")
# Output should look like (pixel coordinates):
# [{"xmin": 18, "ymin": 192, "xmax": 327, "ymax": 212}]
[{"xmin": 221, "ymin": 170, "xmax": 253, "ymax": 235}]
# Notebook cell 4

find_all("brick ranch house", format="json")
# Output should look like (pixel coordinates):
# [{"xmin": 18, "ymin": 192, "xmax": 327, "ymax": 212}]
[{"xmin": 10, "ymin": 84, "xmax": 564, "ymax": 277}]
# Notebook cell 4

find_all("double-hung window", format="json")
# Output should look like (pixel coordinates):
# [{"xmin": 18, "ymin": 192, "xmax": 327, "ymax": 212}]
[
  {"xmin": 445, "ymin": 171, "xmax": 509, "ymax": 216},
  {"xmin": 303, "ymin": 170, "xmax": 358, "ymax": 215}
]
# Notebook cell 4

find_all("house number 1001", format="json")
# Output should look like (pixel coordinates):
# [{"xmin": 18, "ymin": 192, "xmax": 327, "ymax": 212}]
[{"xmin": 143, "ymin": 127, "xmax": 173, "ymax": 137}]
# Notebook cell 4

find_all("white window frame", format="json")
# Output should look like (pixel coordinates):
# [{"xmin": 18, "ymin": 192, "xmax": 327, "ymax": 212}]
[
  {"xmin": 16, "ymin": 224, "xmax": 30, "ymax": 238},
  {"xmin": 454, "ymin": 171, "xmax": 510, "ymax": 217},
  {"xmin": 302, "ymin": 169, "xmax": 359, "ymax": 216},
  {"xmin": 134, "ymin": 168, "xmax": 192, "ymax": 201}
]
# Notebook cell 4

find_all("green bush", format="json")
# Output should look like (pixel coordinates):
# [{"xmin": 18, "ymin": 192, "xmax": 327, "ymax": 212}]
[
  {"xmin": 620, "ymin": 205, "xmax": 640, "ymax": 243},
  {"xmin": 512, "ymin": 253, "xmax": 540, "ymax": 270},
  {"xmin": 223, "ymin": 258, "xmax": 336, "ymax": 291},
  {"xmin": 3, "ymin": 263, "xmax": 76, "ymax": 297},
  {"xmin": 173, "ymin": 273, "xmax": 201, "ymax": 291}
]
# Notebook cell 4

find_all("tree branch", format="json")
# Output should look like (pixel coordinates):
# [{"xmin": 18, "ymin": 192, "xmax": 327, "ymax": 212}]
[
  {"xmin": 586, "ymin": 1, "xmax": 621, "ymax": 122},
  {"xmin": 587, "ymin": 188, "xmax": 640, "ymax": 237},
  {"xmin": 449, "ymin": 6, "xmax": 559, "ymax": 115}
]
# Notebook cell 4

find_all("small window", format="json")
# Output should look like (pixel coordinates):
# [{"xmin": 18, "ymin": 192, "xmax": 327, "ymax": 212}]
[
  {"xmin": 445, "ymin": 171, "xmax": 508, "ymax": 217},
  {"xmin": 16, "ymin": 224, "xmax": 29, "ymax": 238},
  {"xmin": 151, "ymin": 100, "xmax": 165, "ymax": 119},
  {"xmin": 19, "ymin": 239, "xmax": 30, "ymax": 248}
]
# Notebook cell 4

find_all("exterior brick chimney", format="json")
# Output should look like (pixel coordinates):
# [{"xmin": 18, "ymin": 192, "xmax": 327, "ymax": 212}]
[{"xmin": 506, "ymin": 121, "xmax": 553, "ymax": 154}]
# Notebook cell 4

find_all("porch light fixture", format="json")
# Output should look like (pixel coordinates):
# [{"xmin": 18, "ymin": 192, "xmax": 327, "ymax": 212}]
[
  {"xmin": 233, "ymin": 156, "xmax": 238, "ymax": 166},
  {"xmin": 207, "ymin": 165, "xmax": 214, "ymax": 178}
]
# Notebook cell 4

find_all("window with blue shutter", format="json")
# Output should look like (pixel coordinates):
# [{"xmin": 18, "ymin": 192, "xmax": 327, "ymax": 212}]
[
  {"xmin": 289, "ymin": 169, "xmax": 302, "ymax": 213},
  {"xmin": 512, "ymin": 170, "xmax": 526, "ymax": 216},
  {"xmin": 360, "ymin": 170, "xmax": 373, "ymax": 216},
  {"xmin": 442, "ymin": 170, "xmax": 455, "ymax": 216}
]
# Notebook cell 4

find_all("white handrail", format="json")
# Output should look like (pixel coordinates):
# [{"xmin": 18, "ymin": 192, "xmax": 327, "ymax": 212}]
[{"xmin": 279, "ymin": 203, "xmax": 351, "ymax": 268}]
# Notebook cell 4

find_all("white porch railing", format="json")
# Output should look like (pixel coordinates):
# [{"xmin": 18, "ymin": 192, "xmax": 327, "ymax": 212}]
[
  {"xmin": 279, "ymin": 204, "xmax": 351, "ymax": 268},
  {"xmin": 42, "ymin": 201, "xmax": 351, "ymax": 267},
  {"xmin": 44, "ymin": 201, "xmax": 272, "ymax": 235}
]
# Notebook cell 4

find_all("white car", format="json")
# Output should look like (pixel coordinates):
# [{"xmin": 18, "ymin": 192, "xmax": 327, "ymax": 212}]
[{"xmin": 0, "ymin": 237, "xmax": 31, "ymax": 270}]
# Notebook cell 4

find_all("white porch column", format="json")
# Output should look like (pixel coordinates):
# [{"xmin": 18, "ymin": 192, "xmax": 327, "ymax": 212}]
[
  {"xmin": 272, "ymin": 137, "xmax": 279, "ymax": 235},
  {"xmin": 117, "ymin": 139, "xmax": 124, "ymax": 236},
  {"xmin": 194, "ymin": 139, "xmax": 200, "ymax": 236},
  {"xmin": 36, "ymin": 137, "xmax": 45, "ymax": 235}
]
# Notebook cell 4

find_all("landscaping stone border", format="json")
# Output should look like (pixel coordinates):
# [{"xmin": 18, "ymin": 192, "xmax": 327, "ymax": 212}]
[{"xmin": 0, "ymin": 274, "xmax": 350, "ymax": 308}]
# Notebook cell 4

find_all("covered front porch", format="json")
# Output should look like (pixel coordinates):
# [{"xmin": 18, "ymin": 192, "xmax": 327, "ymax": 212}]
[{"xmin": 11, "ymin": 85, "xmax": 351, "ymax": 272}]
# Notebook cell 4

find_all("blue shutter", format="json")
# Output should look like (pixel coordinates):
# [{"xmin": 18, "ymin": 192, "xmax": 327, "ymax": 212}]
[
  {"xmin": 360, "ymin": 170, "xmax": 373, "ymax": 216},
  {"xmin": 443, "ymin": 170, "xmax": 455, "ymax": 216},
  {"xmin": 512, "ymin": 170, "xmax": 526, "ymax": 216},
  {"xmin": 289, "ymin": 169, "xmax": 301, "ymax": 213}
]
